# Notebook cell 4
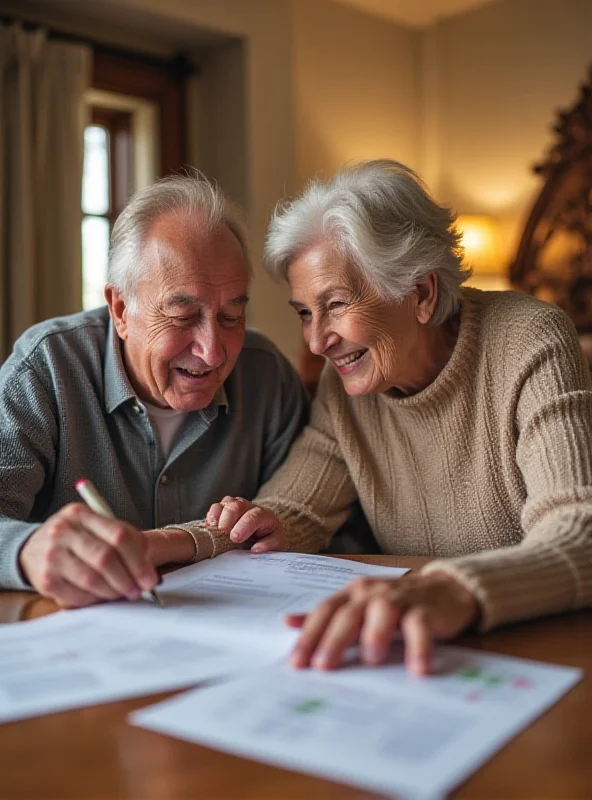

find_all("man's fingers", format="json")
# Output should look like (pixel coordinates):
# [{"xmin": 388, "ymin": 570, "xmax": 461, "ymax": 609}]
[
  {"xmin": 290, "ymin": 595, "xmax": 349, "ymax": 669},
  {"xmin": 360, "ymin": 595, "xmax": 402, "ymax": 665},
  {"xmin": 308, "ymin": 601, "xmax": 366, "ymax": 670},
  {"xmin": 68, "ymin": 529, "xmax": 141, "ymax": 600},
  {"xmin": 40, "ymin": 574, "xmax": 101, "ymax": 609},
  {"xmin": 401, "ymin": 607, "xmax": 433, "ymax": 676},
  {"xmin": 78, "ymin": 508, "xmax": 157, "ymax": 591}
]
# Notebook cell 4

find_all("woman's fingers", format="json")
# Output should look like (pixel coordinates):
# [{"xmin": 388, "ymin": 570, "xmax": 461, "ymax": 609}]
[
  {"xmin": 360, "ymin": 594, "xmax": 402, "ymax": 665},
  {"xmin": 217, "ymin": 497, "xmax": 252, "ymax": 534},
  {"xmin": 206, "ymin": 502, "xmax": 224, "ymax": 526},
  {"xmin": 284, "ymin": 613, "xmax": 307, "ymax": 628},
  {"xmin": 289, "ymin": 595, "xmax": 349, "ymax": 668},
  {"xmin": 250, "ymin": 530, "xmax": 286, "ymax": 553},
  {"xmin": 401, "ymin": 607, "xmax": 433, "ymax": 676},
  {"xmin": 308, "ymin": 601, "xmax": 367, "ymax": 669},
  {"xmin": 229, "ymin": 505, "xmax": 276, "ymax": 544}
]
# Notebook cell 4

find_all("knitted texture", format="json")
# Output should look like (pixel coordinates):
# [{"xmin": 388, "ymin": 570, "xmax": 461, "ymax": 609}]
[{"xmin": 255, "ymin": 288, "xmax": 592, "ymax": 630}]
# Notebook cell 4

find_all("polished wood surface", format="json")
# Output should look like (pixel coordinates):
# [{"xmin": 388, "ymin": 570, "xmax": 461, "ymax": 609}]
[{"xmin": 0, "ymin": 555, "xmax": 590, "ymax": 800}]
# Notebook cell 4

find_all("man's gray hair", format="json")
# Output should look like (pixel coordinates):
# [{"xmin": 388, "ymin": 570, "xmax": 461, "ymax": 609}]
[
  {"xmin": 108, "ymin": 171, "xmax": 250, "ymax": 305},
  {"xmin": 265, "ymin": 159, "xmax": 470, "ymax": 326}
]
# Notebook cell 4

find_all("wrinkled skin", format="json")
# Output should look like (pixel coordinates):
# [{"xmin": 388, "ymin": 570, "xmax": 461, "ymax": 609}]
[
  {"xmin": 288, "ymin": 240, "xmax": 456, "ymax": 397},
  {"xmin": 20, "ymin": 213, "xmax": 250, "ymax": 606},
  {"xmin": 206, "ymin": 240, "xmax": 478, "ymax": 674},
  {"xmin": 107, "ymin": 212, "xmax": 249, "ymax": 412}
]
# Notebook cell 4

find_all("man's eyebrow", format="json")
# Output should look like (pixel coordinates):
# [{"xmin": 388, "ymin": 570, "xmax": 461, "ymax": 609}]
[
  {"xmin": 165, "ymin": 294, "xmax": 200, "ymax": 308},
  {"xmin": 165, "ymin": 294, "xmax": 250, "ymax": 309}
]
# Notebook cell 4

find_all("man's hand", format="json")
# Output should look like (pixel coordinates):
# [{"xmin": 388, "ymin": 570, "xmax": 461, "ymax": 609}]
[
  {"xmin": 19, "ymin": 503, "xmax": 158, "ymax": 608},
  {"xmin": 206, "ymin": 496, "xmax": 287, "ymax": 553},
  {"xmin": 286, "ymin": 571, "xmax": 479, "ymax": 676}
]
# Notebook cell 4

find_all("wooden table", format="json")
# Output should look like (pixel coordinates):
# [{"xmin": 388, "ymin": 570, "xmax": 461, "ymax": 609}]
[{"xmin": 0, "ymin": 555, "xmax": 590, "ymax": 800}]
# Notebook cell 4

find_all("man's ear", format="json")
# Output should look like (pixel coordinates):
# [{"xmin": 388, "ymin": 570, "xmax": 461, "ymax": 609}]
[
  {"xmin": 415, "ymin": 273, "xmax": 438, "ymax": 325},
  {"xmin": 105, "ymin": 285, "xmax": 129, "ymax": 341}
]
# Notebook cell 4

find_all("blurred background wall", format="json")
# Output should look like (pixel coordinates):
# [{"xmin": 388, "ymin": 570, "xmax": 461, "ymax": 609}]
[{"xmin": 1, "ymin": 0, "xmax": 591, "ymax": 364}]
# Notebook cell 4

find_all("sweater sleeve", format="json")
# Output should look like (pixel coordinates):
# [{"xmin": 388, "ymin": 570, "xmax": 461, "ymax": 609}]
[
  {"xmin": 0, "ymin": 360, "xmax": 58, "ymax": 590},
  {"xmin": 422, "ymin": 307, "xmax": 592, "ymax": 630},
  {"xmin": 254, "ymin": 367, "xmax": 358, "ymax": 553}
]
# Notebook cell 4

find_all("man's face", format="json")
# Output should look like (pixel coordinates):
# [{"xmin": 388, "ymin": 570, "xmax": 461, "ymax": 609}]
[{"xmin": 108, "ymin": 212, "xmax": 249, "ymax": 412}]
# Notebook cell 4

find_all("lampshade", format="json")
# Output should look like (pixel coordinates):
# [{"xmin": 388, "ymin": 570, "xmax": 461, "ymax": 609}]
[{"xmin": 455, "ymin": 214, "xmax": 504, "ymax": 275}]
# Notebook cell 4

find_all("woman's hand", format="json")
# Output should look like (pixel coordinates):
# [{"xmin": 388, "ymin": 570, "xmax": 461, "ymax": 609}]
[
  {"xmin": 286, "ymin": 571, "xmax": 479, "ymax": 676},
  {"xmin": 206, "ymin": 496, "xmax": 287, "ymax": 553}
]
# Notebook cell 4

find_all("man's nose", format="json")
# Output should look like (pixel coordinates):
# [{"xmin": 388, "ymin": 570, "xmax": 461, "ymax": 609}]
[{"xmin": 191, "ymin": 322, "xmax": 225, "ymax": 367}]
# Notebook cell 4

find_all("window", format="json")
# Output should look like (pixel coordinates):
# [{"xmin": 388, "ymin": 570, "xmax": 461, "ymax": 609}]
[
  {"xmin": 82, "ymin": 109, "xmax": 134, "ymax": 309},
  {"xmin": 81, "ymin": 48, "xmax": 189, "ymax": 310}
]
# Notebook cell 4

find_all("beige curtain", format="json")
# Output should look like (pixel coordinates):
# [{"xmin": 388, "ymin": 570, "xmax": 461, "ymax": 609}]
[{"xmin": 0, "ymin": 24, "xmax": 91, "ymax": 362}]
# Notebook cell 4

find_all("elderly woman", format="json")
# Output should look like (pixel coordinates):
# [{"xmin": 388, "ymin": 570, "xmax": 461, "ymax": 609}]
[{"xmin": 191, "ymin": 159, "xmax": 592, "ymax": 675}]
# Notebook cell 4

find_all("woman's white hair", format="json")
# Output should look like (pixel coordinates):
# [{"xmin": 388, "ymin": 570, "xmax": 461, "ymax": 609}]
[
  {"xmin": 107, "ymin": 171, "xmax": 250, "ymax": 308},
  {"xmin": 264, "ymin": 159, "xmax": 470, "ymax": 326}
]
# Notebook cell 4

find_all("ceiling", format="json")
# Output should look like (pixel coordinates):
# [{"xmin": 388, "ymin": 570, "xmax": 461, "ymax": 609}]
[{"xmin": 331, "ymin": 0, "xmax": 498, "ymax": 28}]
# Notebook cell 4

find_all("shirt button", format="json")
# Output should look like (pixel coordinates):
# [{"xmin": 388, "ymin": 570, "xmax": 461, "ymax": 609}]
[{"xmin": 160, "ymin": 474, "xmax": 170, "ymax": 485}]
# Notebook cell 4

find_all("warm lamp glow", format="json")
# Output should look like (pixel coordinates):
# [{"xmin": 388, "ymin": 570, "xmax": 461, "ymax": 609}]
[{"xmin": 455, "ymin": 214, "xmax": 504, "ymax": 275}]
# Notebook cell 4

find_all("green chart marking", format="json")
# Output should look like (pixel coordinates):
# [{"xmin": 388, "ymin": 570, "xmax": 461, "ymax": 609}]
[
  {"xmin": 293, "ymin": 698, "xmax": 328, "ymax": 714},
  {"xmin": 458, "ymin": 667, "xmax": 482, "ymax": 680}
]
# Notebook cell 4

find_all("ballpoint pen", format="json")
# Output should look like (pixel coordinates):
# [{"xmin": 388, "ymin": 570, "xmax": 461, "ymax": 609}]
[{"xmin": 75, "ymin": 478, "xmax": 165, "ymax": 608}]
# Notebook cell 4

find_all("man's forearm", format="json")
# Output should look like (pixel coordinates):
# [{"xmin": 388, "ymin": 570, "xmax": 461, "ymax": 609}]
[{"xmin": 0, "ymin": 519, "xmax": 40, "ymax": 591}]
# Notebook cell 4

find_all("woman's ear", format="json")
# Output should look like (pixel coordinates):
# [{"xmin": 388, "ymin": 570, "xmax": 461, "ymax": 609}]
[
  {"xmin": 415, "ymin": 273, "xmax": 438, "ymax": 324},
  {"xmin": 104, "ymin": 285, "xmax": 129, "ymax": 341}
]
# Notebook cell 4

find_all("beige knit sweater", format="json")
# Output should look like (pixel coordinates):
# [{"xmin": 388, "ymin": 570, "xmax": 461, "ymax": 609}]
[{"xmin": 244, "ymin": 288, "xmax": 592, "ymax": 630}]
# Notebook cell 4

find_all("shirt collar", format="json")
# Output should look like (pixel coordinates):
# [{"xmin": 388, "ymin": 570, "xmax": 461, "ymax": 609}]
[{"xmin": 104, "ymin": 319, "xmax": 230, "ymax": 416}]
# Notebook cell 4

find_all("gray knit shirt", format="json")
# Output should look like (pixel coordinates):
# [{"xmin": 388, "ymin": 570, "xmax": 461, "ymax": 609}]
[{"xmin": 0, "ymin": 307, "xmax": 307, "ymax": 589}]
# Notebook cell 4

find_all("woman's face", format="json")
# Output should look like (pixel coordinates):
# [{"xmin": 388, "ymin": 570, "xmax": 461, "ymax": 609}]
[{"xmin": 288, "ymin": 241, "xmax": 436, "ymax": 396}]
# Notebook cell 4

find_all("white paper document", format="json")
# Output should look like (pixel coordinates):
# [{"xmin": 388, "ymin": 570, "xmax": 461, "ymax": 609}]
[
  {"xmin": 0, "ymin": 552, "xmax": 407, "ymax": 723},
  {"xmin": 131, "ymin": 643, "xmax": 582, "ymax": 800},
  {"xmin": 0, "ymin": 610, "xmax": 273, "ymax": 724},
  {"xmin": 86, "ymin": 551, "xmax": 408, "ymax": 651}
]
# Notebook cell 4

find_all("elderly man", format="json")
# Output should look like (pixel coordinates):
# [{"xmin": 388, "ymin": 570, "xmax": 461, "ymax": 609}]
[{"xmin": 0, "ymin": 175, "xmax": 307, "ymax": 607}]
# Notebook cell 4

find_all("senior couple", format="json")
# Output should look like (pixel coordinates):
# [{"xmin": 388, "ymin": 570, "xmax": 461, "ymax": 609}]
[{"xmin": 1, "ymin": 161, "xmax": 591, "ymax": 675}]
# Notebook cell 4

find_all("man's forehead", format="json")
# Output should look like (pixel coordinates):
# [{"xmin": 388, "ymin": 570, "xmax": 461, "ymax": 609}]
[{"xmin": 140, "ymin": 220, "xmax": 249, "ymax": 284}]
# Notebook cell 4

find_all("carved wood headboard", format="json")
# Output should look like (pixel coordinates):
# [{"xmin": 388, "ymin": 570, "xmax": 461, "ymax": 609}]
[{"xmin": 510, "ymin": 69, "xmax": 592, "ymax": 333}]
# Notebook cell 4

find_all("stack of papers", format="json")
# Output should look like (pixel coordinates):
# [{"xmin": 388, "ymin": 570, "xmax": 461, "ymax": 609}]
[
  {"xmin": 0, "ymin": 552, "xmax": 406, "ymax": 723},
  {"xmin": 0, "ymin": 551, "xmax": 582, "ymax": 798}
]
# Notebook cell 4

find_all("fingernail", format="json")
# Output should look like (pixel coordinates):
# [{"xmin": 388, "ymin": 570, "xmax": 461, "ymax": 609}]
[
  {"xmin": 139, "ymin": 570, "xmax": 156, "ymax": 590},
  {"xmin": 312, "ymin": 652, "xmax": 330, "ymax": 669},
  {"xmin": 127, "ymin": 588, "xmax": 141, "ymax": 601},
  {"xmin": 250, "ymin": 544, "xmax": 263, "ymax": 553}
]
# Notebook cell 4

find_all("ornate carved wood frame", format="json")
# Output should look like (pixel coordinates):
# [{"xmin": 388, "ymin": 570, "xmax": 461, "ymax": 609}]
[{"xmin": 510, "ymin": 69, "xmax": 592, "ymax": 332}]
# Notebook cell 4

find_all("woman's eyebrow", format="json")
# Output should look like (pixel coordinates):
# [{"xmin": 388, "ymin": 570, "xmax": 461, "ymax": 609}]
[{"xmin": 289, "ymin": 288, "xmax": 348, "ymax": 310}]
